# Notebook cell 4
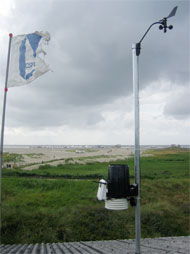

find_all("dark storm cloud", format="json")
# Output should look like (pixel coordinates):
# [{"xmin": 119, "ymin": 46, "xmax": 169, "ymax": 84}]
[
  {"xmin": 42, "ymin": 0, "xmax": 189, "ymax": 91},
  {"xmin": 4, "ymin": 0, "xmax": 190, "ymax": 129}
]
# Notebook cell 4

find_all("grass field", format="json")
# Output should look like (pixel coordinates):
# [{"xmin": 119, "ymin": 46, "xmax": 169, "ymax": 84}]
[{"xmin": 1, "ymin": 147, "xmax": 190, "ymax": 244}]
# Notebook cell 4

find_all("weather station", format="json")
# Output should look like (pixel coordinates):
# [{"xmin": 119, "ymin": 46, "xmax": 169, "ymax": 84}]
[
  {"xmin": 97, "ymin": 164, "xmax": 138, "ymax": 210},
  {"xmin": 97, "ymin": 6, "xmax": 178, "ymax": 254}
]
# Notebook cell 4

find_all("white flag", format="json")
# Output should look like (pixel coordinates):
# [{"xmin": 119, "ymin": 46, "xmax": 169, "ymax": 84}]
[{"xmin": 8, "ymin": 31, "xmax": 50, "ymax": 87}]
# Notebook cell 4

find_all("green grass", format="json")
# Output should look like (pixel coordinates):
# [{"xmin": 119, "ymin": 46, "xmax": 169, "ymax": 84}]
[
  {"xmin": 3, "ymin": 161, "xmax": 109, "ymax": 179},
  {"xmin": 1, "ymin": 148, "xmax": 190, "ymax": 244},
  {"xmin": 24, "ymin": 153, "xmax": 44, "ymax": 158},
  {"xmin": 3, "ymin": 149, "xmax": 189, "ymax": 180},
  {"xmin": 3, "ymin": 153, "xmax": 24, "ymax": 163}
]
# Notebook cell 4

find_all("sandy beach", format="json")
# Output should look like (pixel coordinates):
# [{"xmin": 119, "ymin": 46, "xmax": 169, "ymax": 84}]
[{"xmin": 3, "ymin": 146, "xmax": 140, "ymax": 170}]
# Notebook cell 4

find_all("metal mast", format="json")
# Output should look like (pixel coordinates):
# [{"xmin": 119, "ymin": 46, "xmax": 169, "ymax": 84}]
[{"xmin": 132, "ymin": 6, "xmax": 178, "ymax": 254}]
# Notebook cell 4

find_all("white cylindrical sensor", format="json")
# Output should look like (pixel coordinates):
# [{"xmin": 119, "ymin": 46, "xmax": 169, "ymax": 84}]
[{"xmin": 97, "ymin": 179, "xmax": 107, "ymax": 200}]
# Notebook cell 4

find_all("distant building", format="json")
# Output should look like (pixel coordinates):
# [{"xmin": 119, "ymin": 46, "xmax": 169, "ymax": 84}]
[
  {"xmin": 171, "ymin": 144, "xmax": 181, "ymax": 148},
  {"xmin": 75, "ymin": 150, "xmax": 85, "ymax": 153}
]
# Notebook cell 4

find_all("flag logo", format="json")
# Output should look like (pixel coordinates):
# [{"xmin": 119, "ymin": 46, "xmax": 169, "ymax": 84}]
[{"xmin": 19, "ymin": 33, "xmax": 42, "ymax": 81}]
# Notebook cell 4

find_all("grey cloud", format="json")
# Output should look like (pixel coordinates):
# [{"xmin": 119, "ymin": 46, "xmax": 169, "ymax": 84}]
[
  {"xmin": 47, "ymin": 1, "xmax": 189, "ymax": 90},
  {"xmin": 163, "ymin": 88, "xmax": 190, "ymax": 119},
  {"xmin": 7, "ymin": 88, "xmax": 104, "ymax": 128},
  {"xmin": 3, "ymin": 0, "xmax": 190, "ymax": 130}
]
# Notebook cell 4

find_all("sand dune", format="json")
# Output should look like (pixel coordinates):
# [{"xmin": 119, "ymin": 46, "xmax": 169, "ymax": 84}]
[{"xmin": 3, "ymin": 147, "xmax": 137, "ymax": 170}]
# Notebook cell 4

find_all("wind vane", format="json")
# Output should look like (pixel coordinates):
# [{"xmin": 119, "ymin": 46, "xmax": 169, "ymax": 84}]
[{"xmin": 136, "ymin": 6, "xmax": 178, "ymax": 56}]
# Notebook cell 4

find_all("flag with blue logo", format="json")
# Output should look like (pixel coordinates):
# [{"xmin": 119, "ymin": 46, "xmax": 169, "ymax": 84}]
[{"xmin": 8, "ymin": 31, "xmax": 50, "ymax": 87}]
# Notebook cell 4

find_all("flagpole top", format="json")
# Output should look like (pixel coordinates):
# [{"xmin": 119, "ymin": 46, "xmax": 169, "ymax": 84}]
[{"xmin": 9, "ymin": 33, "xmax": 13, "ymax": 38}]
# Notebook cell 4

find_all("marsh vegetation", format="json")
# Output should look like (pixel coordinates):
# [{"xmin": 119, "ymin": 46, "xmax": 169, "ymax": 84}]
[{"xmin": 2, "ymin": 148, "xmax": 189, "ymax": 244}]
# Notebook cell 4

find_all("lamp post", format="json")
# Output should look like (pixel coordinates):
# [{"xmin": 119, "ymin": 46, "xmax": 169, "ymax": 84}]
[{"xmin": 132, "ymin": 6, "xmax": 178, "ymax": 254}]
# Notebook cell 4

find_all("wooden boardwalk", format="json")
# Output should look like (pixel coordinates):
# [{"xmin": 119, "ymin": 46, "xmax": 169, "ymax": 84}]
[{"xmin": 0, "ymin": 236, "xmax": 189, "ymax": 253}]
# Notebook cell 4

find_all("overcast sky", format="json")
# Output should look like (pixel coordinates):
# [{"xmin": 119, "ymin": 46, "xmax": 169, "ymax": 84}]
[{"xmin": 0, "ymin": 0, "xmax": 189, "ymax": 145}]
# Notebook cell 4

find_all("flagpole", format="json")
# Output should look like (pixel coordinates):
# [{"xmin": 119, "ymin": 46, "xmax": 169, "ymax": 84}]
[{"xmin": 0, "ymin": 33, "xmax": 13, "ymax": 243}]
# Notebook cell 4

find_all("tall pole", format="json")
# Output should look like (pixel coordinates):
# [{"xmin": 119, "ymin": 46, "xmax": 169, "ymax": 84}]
[
  {"xmin": 132, "ymin": 43, "xmax": 141, "ymax": 254},
  {"xmin": 131, "ymin": 7, "xmax": 177, "ymax": 253},
  {"xmin": 0, "ymin": 33, "xmax": 13, "ymax": 243}
]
